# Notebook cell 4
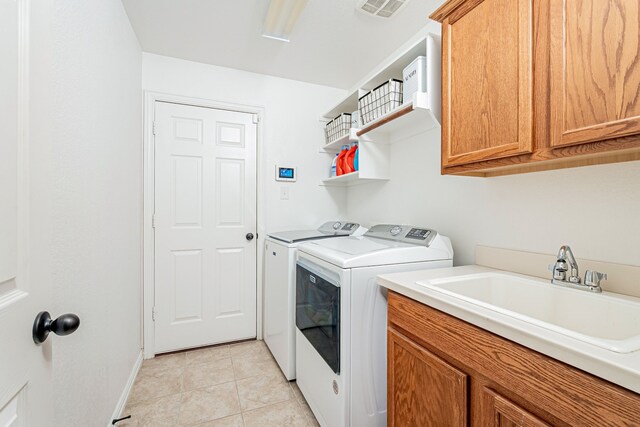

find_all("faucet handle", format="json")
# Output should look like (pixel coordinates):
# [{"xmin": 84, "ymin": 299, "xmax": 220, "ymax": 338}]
[{"xmin": 584, "ymin": 270, "xmax": 607, "ymax": 287}]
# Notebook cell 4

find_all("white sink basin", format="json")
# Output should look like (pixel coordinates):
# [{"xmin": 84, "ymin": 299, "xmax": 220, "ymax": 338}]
[{"xmin": 417, "ymin": 272, "xmax": 640, "ymax": 353}]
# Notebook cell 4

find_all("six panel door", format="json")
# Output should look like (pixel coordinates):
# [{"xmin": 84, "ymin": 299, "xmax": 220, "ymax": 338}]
[
  {"xmin": 154, "ymin": 101, "xmax": 258, "ymax": 353},
  {"xmin": 550, "ymin": 0, "xmax": 640, "ymax": 147},
  {"xmin": 442, "ymin": 0, "xmax": 534, "ymax": 167}
]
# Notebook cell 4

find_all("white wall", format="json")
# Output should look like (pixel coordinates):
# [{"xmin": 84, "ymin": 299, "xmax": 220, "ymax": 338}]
[
  {"xmin": 141, "ymin": 53, "xmax": 348, "ymax": 233},
  {"xmin": 346, "ymin": 128, "xmax": 640, "ymax": 267},
  {"xmin": 29, "ymin": 0, "xmax": 142, "ymax": 425},
  {"xmin": 139, "ymin": 52, "xmax": 640, "ymax": 270}
]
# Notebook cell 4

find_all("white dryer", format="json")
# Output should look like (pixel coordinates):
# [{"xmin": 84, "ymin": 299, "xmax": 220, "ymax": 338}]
[
  {"xmin": 264, "ymin": 221, "xmax": 366, "ymax": 380},
  {"xmin": 295, "ymin": 224, "xmax": 453, "ymax": 427}
]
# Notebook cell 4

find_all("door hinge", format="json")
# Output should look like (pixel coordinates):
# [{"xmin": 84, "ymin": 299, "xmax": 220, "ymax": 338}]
[
  {"xmin": 152, "ymin": 121, "xmax": 157, "ymax": 135},
  {"xmin": 252, "ymin": 114, "xmax": 260, "ymax": 124},
  {"xmin": 152, "ymin": 213, "xmax": 156, "ymax": 228},
  {"xmin": 152, "ymin": 306, "xmax": 156, "ymax": 321}
]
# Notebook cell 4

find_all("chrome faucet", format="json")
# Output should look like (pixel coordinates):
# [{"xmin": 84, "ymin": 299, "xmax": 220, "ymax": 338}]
[
  {"xmin": 548, "ymin": 245, "xmax": 606, "ymax": 293},
  {"xmin": 554, "ymin": 245, "xmax": 580, "ymax": 283}
]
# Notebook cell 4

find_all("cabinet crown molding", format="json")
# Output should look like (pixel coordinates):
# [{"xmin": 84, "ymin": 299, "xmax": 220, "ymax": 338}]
[{"xmin": 429, "ymin": 0, "xmax": 475, "ymax": 22}]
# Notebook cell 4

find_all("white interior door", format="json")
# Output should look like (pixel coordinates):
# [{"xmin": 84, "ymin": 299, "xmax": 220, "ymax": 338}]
[
  {"xmin": 0, "ymin": 0, "xmax": 52, "ymax": 424},
  {"xmin": 154, "ymin": 101, "xmax": 258, "ymax": 353}
]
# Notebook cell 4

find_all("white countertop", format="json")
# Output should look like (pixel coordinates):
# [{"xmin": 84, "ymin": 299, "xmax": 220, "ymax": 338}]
[{"xmin": 378, "ymin": 265, "xmax": 640, "ymax": 394}]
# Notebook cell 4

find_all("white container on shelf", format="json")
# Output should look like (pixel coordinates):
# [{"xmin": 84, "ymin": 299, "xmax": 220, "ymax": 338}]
[
  {"xmin": 351, "ymin": 111, "xmax": 360, "ymax": 129},
  {"xmin": 403, "ymin": 56, "xmax": 427, "ymax": 102}
]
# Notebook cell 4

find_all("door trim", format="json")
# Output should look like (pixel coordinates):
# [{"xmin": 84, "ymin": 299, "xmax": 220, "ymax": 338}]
[
  {"xmin": 109, "ymin": 351, "xmax": 143, "ymax": 423},
  {"xmin": 142, "ymin": 91, "xmax": 265, "ymax": 358}
]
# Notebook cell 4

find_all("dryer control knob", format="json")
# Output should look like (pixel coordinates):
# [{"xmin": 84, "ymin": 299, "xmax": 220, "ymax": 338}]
[
  {"xmin": 390, "ymin": 226, "xmax": 402, "ymax": 236},
  {"xmin": 333, "ymin": 222, "xmax": 342, "ymax": 230}
]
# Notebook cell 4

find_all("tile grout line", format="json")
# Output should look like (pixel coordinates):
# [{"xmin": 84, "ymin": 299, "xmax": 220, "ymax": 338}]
[
  {"xmin": 291, "ymin": 382, "xmax": 318, "ymax": 426},
  {"xmin": 231, "ymin": 353, "xmax": 246, "ymax": 425},
  {"xmin": 252, "ymin": 381, "xmax": 314, "ymax": 426},
  {"xmin": 239, "ymin": 376, "xmax": 294, "ymax": 411},
  {"xmin": 240, "ymin": 409, "xmax": 246, "ymax": 427},
  {"xmin": 238, "ymin": 379, "xmax": 306, "ymax": 424},
  {"xmin": 295, "ymin": 395, "xmax": 314, "ymax": 427}
]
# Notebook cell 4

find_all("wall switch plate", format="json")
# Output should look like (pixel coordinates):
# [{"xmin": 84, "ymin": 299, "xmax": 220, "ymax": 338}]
[{"xmin": 280, "ymin": 187, "xmax": 290, "ymax": 200}]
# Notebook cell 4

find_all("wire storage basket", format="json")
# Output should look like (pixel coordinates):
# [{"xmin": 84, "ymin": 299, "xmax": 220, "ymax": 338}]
[
  {"xmin": 324, "ymin": 113, "xmax": 352, "ymax": 144},
  {"xmin": 358, "ymin": 79, "xmax": 403, "ymax": 126}
]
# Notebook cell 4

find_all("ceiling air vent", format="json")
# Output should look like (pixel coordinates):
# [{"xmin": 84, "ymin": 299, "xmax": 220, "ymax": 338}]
[{"xmin": 358, "ymin": 0, "xmax": 408, "ymax": 18}]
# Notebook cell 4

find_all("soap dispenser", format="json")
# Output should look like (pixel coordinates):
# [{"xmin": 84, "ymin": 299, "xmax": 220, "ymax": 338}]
[{"xmin": 330, "ymin": 153, "xmax": 339, "ymax": 177}]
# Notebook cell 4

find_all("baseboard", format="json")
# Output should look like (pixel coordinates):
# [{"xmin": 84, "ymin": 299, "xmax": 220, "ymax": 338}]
[{"xmin": 107, "ymin": 350, "xmax": 143, "ymax": 426}]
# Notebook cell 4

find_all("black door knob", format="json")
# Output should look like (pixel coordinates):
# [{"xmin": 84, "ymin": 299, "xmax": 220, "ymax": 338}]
[
  {"xmin": 32, "ymin": 311, "xmax": 80, "ymax": 344},
  {"xmin": 246, "ymin": 233, "xmax": 255, "ymax": 241}
]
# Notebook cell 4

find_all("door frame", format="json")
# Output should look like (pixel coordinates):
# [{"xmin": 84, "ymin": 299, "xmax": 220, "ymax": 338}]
[{"xmin": 142, "ymin": 91, "xmax": 265, "ymax": 358}]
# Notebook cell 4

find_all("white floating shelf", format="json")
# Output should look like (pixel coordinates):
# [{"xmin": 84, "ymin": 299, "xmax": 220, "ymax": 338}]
[
  {"xmin": 323, "ymin": 93, "xmax": 359, "ymax": 121},
  {"xmin": 357, "ymin": 92, "xmax": 439, "ymax": 142},
  {"xmin": 321, "ymin": 172, "xmax": 389, "ymax": 187},
  {"xmin": 319, "ymin": 25, "xmax": 442, "ymax": 188},
  {"xmin": 359, "ymin": 38, "xmax": 428, "ymax": 94},
  {"xmin": 323, "ymin": 128, "xmax": 360, "ymax": 151}
]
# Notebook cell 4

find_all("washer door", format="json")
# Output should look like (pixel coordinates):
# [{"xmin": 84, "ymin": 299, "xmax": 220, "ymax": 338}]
[{"xmin": 295, "ymin": 260, "xmax": 341, "ymax": 374}]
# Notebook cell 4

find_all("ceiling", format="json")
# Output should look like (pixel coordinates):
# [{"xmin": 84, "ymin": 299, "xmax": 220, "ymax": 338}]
[{"xmin": 121, "ymin": 0, "xmax": 444, "ymax": 89}]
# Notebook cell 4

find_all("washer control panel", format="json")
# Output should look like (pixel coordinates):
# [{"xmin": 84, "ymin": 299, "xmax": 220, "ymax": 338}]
[
  {"xmin": 365, "ymin": 224, "xmax": 437, "ymax": 246},
  {"xmin": 341, "ymin": 223, "xmax": 358, "ymax": 231},
  {"xmin": 405, "ymin": 228, "xmax": 431, "ymax": 240},
  {"xmin": 318, "ymin": 221, "xmax": 362, "ymax": 235}
]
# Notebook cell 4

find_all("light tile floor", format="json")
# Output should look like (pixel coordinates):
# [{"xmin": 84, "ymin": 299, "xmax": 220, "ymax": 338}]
[{"xmin": 120, "ymin": 340, "xmax": 319, "ymax": 427}]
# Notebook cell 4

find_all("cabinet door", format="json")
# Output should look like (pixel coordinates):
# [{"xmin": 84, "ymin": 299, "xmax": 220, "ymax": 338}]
[
  {"xmin": 388, "ymin": 328, "xmax": 468, "ymax": 427},
  {"xmin": 442, "ymin": 0, "xmax": 533, "ymax": 167},
  {"xmin": 479, "ymin": 388, "xmax": 550, "ymax": 427},
  {"xmin": 550, "ymin": 1, "xmax": 640, "ymax": 147}
]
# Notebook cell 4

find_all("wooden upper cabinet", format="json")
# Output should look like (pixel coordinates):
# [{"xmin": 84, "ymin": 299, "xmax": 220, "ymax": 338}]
[
  {"xmin": 550, "ymin": 0, "xmax": 640, "ymax": 148},
  {"xmin": 432, "ymin": 0, "xmax": 640, "ymax": 176},
  {"xmin": 435, "ymin": 0, "xmax": 533, "ymax": 167}
]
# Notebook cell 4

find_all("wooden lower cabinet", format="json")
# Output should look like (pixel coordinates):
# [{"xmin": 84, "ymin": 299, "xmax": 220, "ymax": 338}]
[
  {"xmin": 388, "ymin": 328, "xmax": 468, "ymax": 426},
  {"xmin": 387, "ymin": 291, "xmax": 640, "ymax": 426},
  {"xmin": 479, "ymin": 388, "xmax": 549, "ymax": 427}
]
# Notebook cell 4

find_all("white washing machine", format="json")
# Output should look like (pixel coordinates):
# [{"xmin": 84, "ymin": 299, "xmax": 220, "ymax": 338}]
[
  {"xmin": 295, "ymin": 224, "xmax": 453, "ymax": 427},
  {"xmin": 264, "ymin": 221, "xmax": 367, "ymax": 380}
]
